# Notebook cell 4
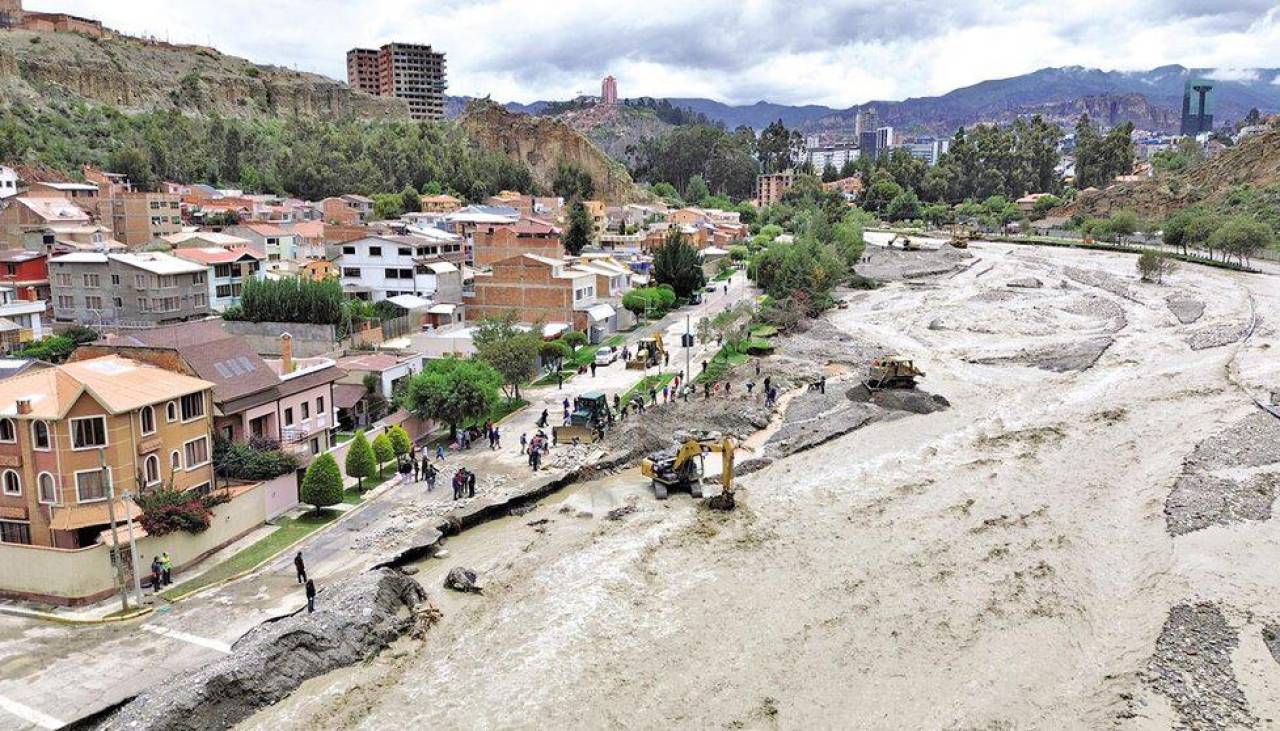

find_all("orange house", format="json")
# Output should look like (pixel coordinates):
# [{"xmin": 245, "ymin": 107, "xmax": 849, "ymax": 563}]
[
  {"xmin": 468, "ymin": 254, "xmax": 596, "ymax": 330},
  {"xmin": 472, "ymin": 220, "xmax": 563, "ymax": 268}
]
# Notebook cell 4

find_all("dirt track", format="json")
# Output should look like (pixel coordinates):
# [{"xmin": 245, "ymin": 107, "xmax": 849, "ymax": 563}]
[{"xmin": 239, "ymin": 241, "xmax": 1280, "ymax": 730}]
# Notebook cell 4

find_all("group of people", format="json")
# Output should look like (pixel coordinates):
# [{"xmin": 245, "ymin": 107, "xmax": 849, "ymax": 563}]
[
  {"xmin": 524, "ymin": 431, "xmax": 551, "ymax": 471},
  {"xmin": 149, "ymin": 552, "xmax": 173, "ymax": 593},
  {"xmin": 295, "ymin": 552, "xmax": 317, "ymax": 613},
  {"xmin": 451, "ymin": 468, "xmax": 477, "ymax": 499}
]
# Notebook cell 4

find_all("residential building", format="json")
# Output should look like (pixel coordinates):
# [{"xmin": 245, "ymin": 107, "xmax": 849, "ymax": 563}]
[
  {"xmin": 1181, "ymin": 78, "xmax": 1215, "ymax": 136},
  {"xmin": 170, "ymin": 247, "xmax": 264, "ymax": 312},
  {"xmin": 289, "ymin": 220, "xmax": 327, "ymax": 260},
  {"xmin": 337, "ymin": 234, "xmax": 464, "ymax": 302},
  {"xmin": 340, "ymin": 194, "xmax": 375, "ymax": 221},
  {"xmin": 601, "ymin": 75, "xmax": 618, "ymax": 105},
  {"xmin": 0, "ymin": 250, "xmax": 48, "ymax": 302},
  {"xmin": 897, "ymin": 137, "xmax": 950, "ymax": 166},
  {"xmin": 0, "ymin": 166, "xmax": 17, "ymax": 200},
  {"xmin": 0, "ymin": 355, "xmax": 215, "ymax": 549},
  {"xmin": 48, "ymin": 252, "xmax": 210, "ymax": 326},
  {"xmin": 472, "ymin": 220, "xmax": 562, "ymax": 268},
  {"xmin": 0, "ymin": 285, "xmax": 44, "ymax": 351},
  {"xmin": 27, "ymin": 181, "xmax": 98, "ymax": 201},
  {"xmin": 443, "ymin": 205, "xmax": 520, "ymax": 259},
  {"xmin": 320, "ymin": 197, "xmax": 361, "ymax": 225},
  {"xmin": 421, "ymin": 194, "xmax": 462, "ymax": 214},
  {"xmin": 81, "ymin": 166, "xmax": 133, "ymax": 197},
  {"xmin": 0, "ymin": 197, "xmax": 91, "ymax": 249},
  {"xmin": 161, "ymin": 231, "xmax": 253, "ymax": 250},
  {"xmin": 346, "ymin": 42, "xmax": 448, "ymax": 121},
  {"xmin": 0, "ymin": 357, "xmax": 48, "ymax": 381},
  {"xmin": 97, "ymin": 191, "xmax": 183, "ymax": 246},
  {"xmin": 336, "ymin": 352, "xmax": 424, "ymax": 400},
  {"xmin": 756, "ymin": 171, "xmax": 795, "ymax": 206},
  {"xmin": 222, "ymin": 224, "xmax": 297, "ymax": 261},
  {"xmin": 582, "ymin": 200, "xmax": 607, "ymax": 239},
  {"xmin": 75, "ymin": 325, "xmax": 344, "ymax": 463},
  {"xmin": 468, "ymin": 253, "xmax": 598, "ymax": 332},
  {"xmin": 804, "ymin": 140, "xmax": 860, "ymax": 172}
]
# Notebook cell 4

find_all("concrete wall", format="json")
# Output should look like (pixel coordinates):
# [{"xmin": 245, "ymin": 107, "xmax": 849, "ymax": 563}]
[
  {"xmin": 261, "ymin": 472, "xmax": 298, "ymax": 521},
  {"xmin": 223, "ymin": 321, "xmax": 337, "ymax": 358}
]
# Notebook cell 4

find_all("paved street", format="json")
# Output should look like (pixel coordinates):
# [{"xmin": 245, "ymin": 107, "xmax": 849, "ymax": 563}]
[{"xmin": 0, "ymin": 271, "xmax": 754, "ymax": 731}]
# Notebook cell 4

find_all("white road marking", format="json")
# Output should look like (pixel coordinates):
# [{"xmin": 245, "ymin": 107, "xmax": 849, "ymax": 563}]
[
  {"xmin": 0, "ymin": 694, "xmax": 66, "ymax": 730},
  {"xmin": 143, "ymin": 624, "xmax": 232, "ymax": 653}
]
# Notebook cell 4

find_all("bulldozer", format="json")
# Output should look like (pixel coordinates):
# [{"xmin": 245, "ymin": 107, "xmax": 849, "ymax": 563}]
[
  {"xmin": 626, "ymin": 333, "xmax": 666, "ymax": 370},
  {"xmin": 866, "ymin": 356, "xmax": 925, "ymax": 390},
  {"xmin": 888, "ymin": 233, "xmax": 918, "ymax": 251},
  {"xmin": 641, "ymin": 433, "xmax": 736, "ymax": 502},
  {"xmin": 553, "ymin": 391, "xmax": 611, "ymax": 445}
]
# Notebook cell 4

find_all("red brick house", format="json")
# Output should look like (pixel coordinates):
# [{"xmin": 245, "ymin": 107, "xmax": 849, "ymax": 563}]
[
  {"xmin": 472, "ymin": 220, "xmax": 563, "ymax": 268},
  {"xmin": 0, "ymin": 250, "xmax": 49, "ymax": 302}
]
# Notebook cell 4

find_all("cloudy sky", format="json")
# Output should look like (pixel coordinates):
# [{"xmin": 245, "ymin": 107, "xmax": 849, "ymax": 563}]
[{"xmin": 31, "ymin": 0, "xmax": 1280, "ymax": 107}]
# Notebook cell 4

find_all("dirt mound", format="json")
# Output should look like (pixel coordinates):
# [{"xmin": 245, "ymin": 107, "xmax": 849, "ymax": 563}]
[
  {"xmin": 971, "ymin": 336, "xmax": 1114, "ymax": 373},
  {"xmin": 602, "ymin": 396, "xmax": 772, "ymax": 465},
  {"xmin": 1164, "ymin": 472, "xmax": 1280, "ymax": 536},
  {"xmin": 1165, "ymin": 295, "xmax": 1206, "ymax": 325},
  {"xmin": 1007, "ymin": 277, "xmax": 1043, "ymax": 289},
  {"xmin": 1146, "ymin": 602, "xmax": 1256, "ymax": 729},
  {"xmin": 101, "ymin": 569, "xmax": 425, "ymax": 731}
]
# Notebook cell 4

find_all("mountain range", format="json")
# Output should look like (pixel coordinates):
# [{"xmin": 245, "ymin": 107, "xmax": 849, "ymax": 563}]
[{"xmin": 450, "ymin": 65, "xmax": 1280, "ymax": 136}]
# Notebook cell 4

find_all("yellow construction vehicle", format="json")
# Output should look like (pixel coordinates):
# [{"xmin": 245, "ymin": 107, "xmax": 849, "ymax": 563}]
[
  {"xmin": 641, "ymin": 434, "xmax": 735, "ymax": 501},
  {"xmin": 626, "ymin": 333, "xmax": 666, "ymax": 370},
  {"xmin": 866, "ymin": 356, "xmax": 924, "ymax": 390},
  {"xmin": 948, "ymin": 225, "xmax": 975, "ymax": 249},
  {"xmin": 552, "ymin": 391, "xmax": 611, "ymax": 444},
  {"xmin": 888, "ymin": 233, "xmax": 918, "ymax": 251}
]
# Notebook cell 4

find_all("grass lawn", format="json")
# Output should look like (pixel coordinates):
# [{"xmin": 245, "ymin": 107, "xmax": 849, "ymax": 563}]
[
  {"xmin": 533, "ymin": 370, "xmax": 574, "ymax": 387},
  {"xmin": 621, "ymin": 371, "xmax": 676, "ymax": 405},
  {"xmin": 342, "ymin": 487, "xmax": 364, "ymax": 505},
  {"xmin": 713, "ymin": 268, "xmax": 735, "ymax": 282},
  {"xmin": 162, "ymin": 509, "xmax": 341, "ymax": 601},
  {"xmin": 333, "ymin": 432, "xmax": 355, "ymax": 445}
]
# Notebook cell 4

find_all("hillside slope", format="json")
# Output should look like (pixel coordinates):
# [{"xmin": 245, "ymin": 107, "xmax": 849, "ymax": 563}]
[
  {"xmin": 0, "ymin": 29, "xmax": 405, "ymax": 120},
  {"xmin": 459, "ymin": 101, "xmax": 639, "ymax": 203},
  {"xmin": 1064, "ymin": 128, "xmax": 1280, "ymax": 220}
]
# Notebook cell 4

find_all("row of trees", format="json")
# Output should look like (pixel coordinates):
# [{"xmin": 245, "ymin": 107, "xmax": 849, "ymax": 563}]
[
  {"xmin": 1163, "ymin": 209, "xmax": 1275, "ymax": 265},
  {"xmin": 0, "ymin": 99, "xmax": 532, "ymax": 200},
  {"xmin": 628, "ymin": 124, "xmax": 759, "ymax": 201}
]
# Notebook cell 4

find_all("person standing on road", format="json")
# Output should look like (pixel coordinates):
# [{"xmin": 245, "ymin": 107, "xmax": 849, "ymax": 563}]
[
  {"xmin": 294, "ymin": 552, "xmax": 307, "ymax": 585},
  {"xmin": 649, "ymin": 386, "xmax": 657, "ymax": 405},
  {"xmin": 746, "ymin": 381, "xmax": 755, "ymax": 396},
  {"xmin": 557, "ymin": 372, "xmax": 564, "ymax": 389},
  {"xmin": 664, "ymin": 351, "xmax": 669, "ymax": 367},
  {"xmin": 425, "ymin": 462, "xmax": 437, "ymax": 492},
  {"xmin": 150, "ymin": 556, "xmax": 163, "ymax": 593},
  {"xmin": 537, "ymin": 409, "xmax": 549, "ymax": 428},
  {"xmin": 818, "ymin": 376, "xmax": 826, "ymax": 394},
  {"xmin": 436, "ymin": 444, "xmax": 445, "ymax": 461},
  {"xmin": 412, "ymin": 456, "xmax": 420, "ymax": 482},
  {"xmin": 467, "ymin": 470, "xmax": 477, "ymax": 498},
  {"xmin": 763, "ymin": 376, "xmax": 772, "ymax": 394},
  {"xmin": 305, "ymin": 579, "xmax": 317, "ymax": 614},
  {"xmin": 590, "ymin": 361, "xmax": 597, "ymax": 377},
  {"xmin": 704, "ymin": 383, "xmax": 711, "ymax": 399},
  {"xmin": 520, "ymin": 433, "xmax": 528, "ymax": 454},
  {"xmin": 754, "ymin": 361, "xmax": 761, "ymax": 377}
]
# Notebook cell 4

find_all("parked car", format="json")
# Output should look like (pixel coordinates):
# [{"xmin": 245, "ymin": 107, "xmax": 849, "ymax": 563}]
[
  {"xmin": 704, "ymin": 284, "xmax": 717, "ymax": 293},
  {"xmin": 594, "ymin": 347, "xmax": 619, "ymax": 366}
]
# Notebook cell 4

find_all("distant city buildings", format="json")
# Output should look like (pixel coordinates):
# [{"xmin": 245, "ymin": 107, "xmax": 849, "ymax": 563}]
[
  {"xmin": 897, "ymin": 137, "xmax": 950, "ymax": 166},
  {"xmin": 803, "ymin": 135, "xmax": 860, "ymax": 172},
  {"xmin": 1180, "ymin": 78, "xmax": 1214, "ymax": 136},
  {"xmin": 756, "ymin": 171, "xmax": 796, "ymax": 206},
  {"xmin": 346, "ymin": 42, "xmax": 448, "ymax": 121},
  {"xmin": 601, "ymin": 75, "xmax": 618, "ymax": 105}
]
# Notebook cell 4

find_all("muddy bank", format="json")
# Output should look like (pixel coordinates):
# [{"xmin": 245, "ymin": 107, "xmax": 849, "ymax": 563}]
[
  {"xmin": 971, "ymin": 336, "xmax": 1114, "ymax": 373},
  {"xmin": 1165, "ymin": 411, "xmax": 1280, "ymax": 535},
  {"xmin": 1146, "ymin": 603, "xmax": 1256, "ymax": 728},
  {"xmin": 1166, "ymin": 294, "xmax": 1206, "ymax": 324},
  {"xmin": 858, "ymin": 242, "xmax": 973, "ymax": 282},
  {"xmin": 98, "ymin": 570, "xmax": 425, "ymax": 731}
]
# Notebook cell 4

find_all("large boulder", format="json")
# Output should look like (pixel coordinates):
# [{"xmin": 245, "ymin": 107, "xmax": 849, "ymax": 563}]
[
  {"xmin": 444, "ymin": 567, "xmax": 482, "ymax": 594},
  {"xmin": 102, "ymin": 569, "xmax": 425, "ymax": 731}
]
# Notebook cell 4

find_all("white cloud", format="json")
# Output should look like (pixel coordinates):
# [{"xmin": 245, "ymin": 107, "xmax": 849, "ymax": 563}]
[
  {"xmin": 24, "ymin": 0, "xmax": 1280, "ymax": 107},
  {"xmin": 1206, "ymin": 68, "xmax": 1261, "ymax": 82}
]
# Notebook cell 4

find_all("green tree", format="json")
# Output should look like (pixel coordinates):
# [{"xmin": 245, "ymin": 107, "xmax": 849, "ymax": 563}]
[
  {"xmin": 1137, "ymin": 251, "xmax": 1177, "ymax": 283},
  {"xmin": 539, "ymin": 339, "xmax": 571, "ymax": 371},
  {"xmin": 372, "ymin": 433, "xmax": 394, "ymax": 478},
  {"xmin": 885, "ymin": 189, "xmax": 922, "ymax": 222},
  {"xmin": 561, "ymin": 331, "xmax": 588, "ymax": 352},
  {"xmin": 300, "ymin": 453, "xmax": 343, "ymax": 514},
  {"xmin": 1209, "ymin": 216, "xmax": 1274, "ymax": 265},
  {"xmin": 684, "ymin": 174, "xmax": 710, "ymax": 206},
  {"xmin": 564, "ymin": 201, "xmax": 593, "ymax": 255},
  {"xmin": 400, "ymin": 185, "xmax": 421, "ymax": 214},
  {"xmin": 652, "ymin": 228, "xmax": 706, "ymax": 299},
  {"xmin": 399, "ymin": 357, "xmax": 501, "ymax": 439},
  {"xmin": 344, "ymin": 430, "xmax": 377, "ymax": 491},
  {"xmin": 472, "ymin": 313, "xmax": 540, "ymax": 398},
  {"xmin": 651, "ymin": 181, "xmax": 680, "ymax": 202},
  {"xmin": 921, "ymin": 203, "xmax": 952, "ymax": 227},
  {"xmin": 388, "ymin": 425, "xmax": 412, "ymax": 459},
  {"xmin": 553, "ymin": 160, "xmax": 594, "ymax": 200}
]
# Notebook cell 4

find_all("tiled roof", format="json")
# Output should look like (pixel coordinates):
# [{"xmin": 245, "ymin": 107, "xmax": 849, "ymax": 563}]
[
  {"xmin": 171, "ymin": 246, "xmax": 262, "ymax": 265},
  {"xmin": 0, "ymin": 355, "xmax": 212, "ymax": 419}
]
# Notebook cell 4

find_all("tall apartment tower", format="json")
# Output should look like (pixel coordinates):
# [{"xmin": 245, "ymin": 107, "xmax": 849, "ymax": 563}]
[
  {"xmin": 601, "ymin": 75, "xmax": 618, "ymax": 105},
  {"xmin": 346, "ymin": 42, "xmax": 448, "ymax": 121},
  {"xmin": 1179, "ymin": 78, "xmax": 1214, "ymax": 136}
]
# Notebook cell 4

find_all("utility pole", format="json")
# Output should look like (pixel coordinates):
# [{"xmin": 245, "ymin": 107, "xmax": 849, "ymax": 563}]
[
  {"xmin": 684, "ymin": 314, "xmax": 692, "ymax": 386},
  {"xmin": 101, "ymin": 448, "xmax": 129, "ymax": 614},
  {"xmin": 121, "ymin": 486, "xmax": 145, "ymax": 606}
]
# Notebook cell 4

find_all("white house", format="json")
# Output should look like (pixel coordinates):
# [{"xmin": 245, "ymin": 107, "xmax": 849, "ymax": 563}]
[
  {"xmin": 0, "ymin": 166, "xmax": 18, "ymax": 200},
  {"xmin": 337, "ymin": 234, "xmax": 464, "ymax": 303},
  {"xmin": 0, "ymin": 285, "xmax": 44, "ymax": 350},
  {"xmin": 223, "ymin": 224, "xmax": 297, "ymax": 262},
  {"xmin": 170, "ymin": 246, "xmax": 265, "ymax": 312}
]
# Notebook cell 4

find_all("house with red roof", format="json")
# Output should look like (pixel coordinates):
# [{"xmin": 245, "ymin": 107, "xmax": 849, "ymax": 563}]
[
  {"xmin": 222, "ymin": 223, "xmax": 297, "ymax": 261},
  {"xmin": 171, "ymin": 246, "xmax": 264, "ymax": 311}
]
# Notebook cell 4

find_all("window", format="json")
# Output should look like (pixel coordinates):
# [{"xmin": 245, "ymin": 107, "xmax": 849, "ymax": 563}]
[
  {"xmin": 75, "ymin": 469, "xmax": 108, "ymax": 502},
  {"xmin": 385, "ymin": 268, "xmax": 401, "ymax": 279},
  {"xmin": 170, "ymin": 450, "xmax": 181, "ymax": 472},
  {"xmin": 284, "ymin": 407, "xmax": 294, "ymax": 426},
  {"xmin": 342, "ymin": 267, "xmax": 361, "ymax": 278},
  {"xmin": 0, "ymin": 521, "xmax": 30, "ymax": 545},
  {"xmin": 85, "ymin": 295, "xmax": 103, "ymax": 310},
  {"xmin": 192, "ymin": 272, "xmax": 206, "ymax": 285},
  {"xmin": 342, "ymin": 246, "xmax": 356, "ymax": 255},
  {"xmin": 57, "ymin": 295, "xmax": 74, "ymax": 310},
  {"xmin": 144, "ymin": 454, "xmax": 160, "ymax": 485},
  {"xmin": 113, "ymin": 296, "xmax": 123, "ymax": 308},
  {"xmin": 137, "ymin": 297, "xmax": 148, "ymax": 312},
  {"xmin": 82, "ymin": 273, "xmax": 100, "ymax": 287},
  {"xmin": 216, "ymin": 284, "xmax": 232, "ymax": 298},
  {"xmin": 140, "ymin": 405, "xmax": 156, "ymax": 435},
  {"xmin": 310, "ymin": 437, "xmax": 320, "ymax": 455},
  {"xmin": 184, "ymin": 436, "xmax": 210, "ymax": 469},
  {"xmin": 180, "ymin": 393, "xmax": 204, "ymax": 421},
  {"xmin": 0, "ymin": 418, "xmax": 13, "ymax": 442},
  {"xmin": 37, "ymin": 473, "xmax": 56, "ymax": 504},
  {"xmin": 398, "ymin": 247, "xmax": 412, "ymax": 256},
  {"xmin": 111, "ymin": 274, "xmax": 120, "ymax": 286},
  {"xmin": 31, "ymin": 420, "xmax": 49, "ymax": 450},
  {"xmin": 157, "ymin": 275, "xmax": 176, "ymax": 288},
  {"xmin": 2, "ymin": 470, "xmax": 19, "ymax": 496},
  {"xmin": 134, "ymin": 273, "xmax": 149, "ymax": 288},
  {"xmin": 214, "ymin": 264, "xmax": 231, "ymax": 278},
  {"xmin": 316, "ymin": 396, "xmax": 325, "ymax": 415},
  {"xmin": 368, "ymin": 246, "xmax": 382, "ymax": 257},
  {"xmin": 301, "ymin": 402, "xmax": 310, "ymax": 419},
  {"xmin": 166, "ymin": 401, "xmax": 177, "ymax": 422},
  {"xmin": 193, "ymin": 293, "xmax": 208, "ymax": 308},
  {"xmin": 71, "ymin": 416, "xmax": 107, "ymax": 449},
  {"xmin": 55, "ymin": 272, "xmax": 72, "ymax": 287}
]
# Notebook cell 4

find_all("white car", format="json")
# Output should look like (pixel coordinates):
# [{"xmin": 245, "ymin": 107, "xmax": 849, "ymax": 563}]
[{"xmin": 594, "ymin": 347, "xmax": 619, "ymax": 366}]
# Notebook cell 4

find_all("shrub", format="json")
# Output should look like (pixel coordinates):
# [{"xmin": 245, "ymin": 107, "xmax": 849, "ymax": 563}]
[
  {"xmin": 387, "ymin": 425, "xmax": 412, "ymax": 458},
  {"xmin": 213, "ymin": 438, "xmax": 300, "ymax": 480},
  {"xmin": 1137, "ymin": 250, "xmax": 1177, "ymax": 283},
  {"xmin": 300, "ymin": 453, "xmax": 343, "ymax": 512},
  {"xmin": 137, "ymin": 487, "xmax": 230, "ymax": 536},
  {"xmin": 344, "ymin": 430, "xmax": 377, "ymax": 490},
  {"xmin": 372, "ymin": 433, "xmax": 394, "ymax": 477}
]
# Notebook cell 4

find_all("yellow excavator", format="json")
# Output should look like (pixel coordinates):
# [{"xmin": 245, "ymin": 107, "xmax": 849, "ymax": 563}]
[
  {"xmin": 888, "ymin": 233, "xmax": 918, "ymax": 251},
  {"xmin": 626, "ymin": 333, "xmax": 666, "ymax": 370},
  {"xmin": 641, "ymin": 434, "xmax": 736, "ymax": 503},
  {"xmin": 866, "ymin": 356, "xmax": 925, "ymax": 390},
  {"xmin": 948, "ymin": 225, "xmax": 975, "ymax": 249}
]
